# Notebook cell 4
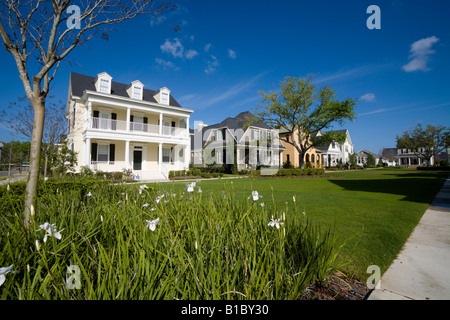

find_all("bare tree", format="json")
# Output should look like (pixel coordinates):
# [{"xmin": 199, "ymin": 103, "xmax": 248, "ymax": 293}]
[
  {"xmin": 1, "ymin": 96, "xmax": 67, "ymax": 178},
  {"xmin": 0, "ymin": 0, "xmax": 178, "ymax": 229}
]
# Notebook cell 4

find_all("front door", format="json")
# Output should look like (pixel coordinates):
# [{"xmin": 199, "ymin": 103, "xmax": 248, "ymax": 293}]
[{"xmin": 133, "ymin": 150, "xmax": 142, "ymax": 170}]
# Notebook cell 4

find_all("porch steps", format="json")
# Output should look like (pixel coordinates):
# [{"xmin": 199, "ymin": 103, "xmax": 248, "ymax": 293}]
[{"xmin": 133, "ymin": 171, "xmax": 168, "ymax": 182}]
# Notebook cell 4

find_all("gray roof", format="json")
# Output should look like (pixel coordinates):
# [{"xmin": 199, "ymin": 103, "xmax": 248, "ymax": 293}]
[
  {"xmin": 207, "ymin": 111, "xmax": 272, "ymax": 131},
  {"xmin": 382, "ymin": 148, "xmax": 398, "ymax": 161},
  {"xmin": 69, "ymin": 72, "xmax": 182, "ymax": 107},
  {"xmin": 356, "ymin": 149, "xmax": 382, "ymax": 158}
]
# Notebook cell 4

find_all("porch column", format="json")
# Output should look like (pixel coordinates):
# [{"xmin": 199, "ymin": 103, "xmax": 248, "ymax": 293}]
[
  {"xmin": 126, "ymin": 108, "xmax": 130, "ymax": 132},
  {"xmin": 159, "ymin": 113, "xmax": 163, "ymax": 135},
  {"xmin": 125, "ymin": 140, "xmax": 130, "ymax": 169},
  {"xmin": 85, "ymin": 101, "xmax": 92, "ymax": 130},
  {"xmin": 184, "ymin": 145, "xmax": 189, "ymax": 169},
  {"xmin": 85, "ymin": 138, "xmax": 91, "ymax": 167},
  {"xmin": 186, "ymin": 117, "xmax": 190, "ymax": 138},
  {"xmin": 158, "ymin": 143, "xmax": 162, "ymax": 165}
]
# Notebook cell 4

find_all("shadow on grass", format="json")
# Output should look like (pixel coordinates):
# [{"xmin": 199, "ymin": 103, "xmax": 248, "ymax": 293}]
[{"xmin": 327, "ymin": 172, "xmax": 448, "ymax": 204}]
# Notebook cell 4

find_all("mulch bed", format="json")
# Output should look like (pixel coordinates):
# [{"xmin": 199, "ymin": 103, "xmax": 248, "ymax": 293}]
[{"xmin": 300, "ymin": 272, "xmax": 371, "ymax": 300}]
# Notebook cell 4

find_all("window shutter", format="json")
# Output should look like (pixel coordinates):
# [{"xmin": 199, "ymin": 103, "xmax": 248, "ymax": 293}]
[
  {"xmin": 143, "ymin": 117, "xmax": 148, "ymax": 133},
  {"xmin": 93, "ymin": 111, "xmax": 99, "ymax": 129},
  {"xmin": 111, "ymin": 113, "xmax": 117, "ymax": 130},
  {"xmin": 91, "ymin": 143, "xmax": 97, "ymax": 162},
  {"xmin": 109, "ymin": 144, "xmax": 115, "ymax": 162}
]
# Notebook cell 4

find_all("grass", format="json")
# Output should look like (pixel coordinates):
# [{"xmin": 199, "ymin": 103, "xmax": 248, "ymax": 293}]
[
  {"xmin": 154, "ymin": 168, "xmax": 448, "ymax": 280},
  {"xmin": 0, "ymin": 168, "xmax": 446, "ymax": 299}
]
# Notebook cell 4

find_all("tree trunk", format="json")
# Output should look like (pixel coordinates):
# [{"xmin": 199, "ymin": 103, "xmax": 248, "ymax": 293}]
[
  {"xmin": 23, "ymin": 97, "xmax": 45, "ymax": 229},
  {"xmin": 298, "ymin": 151, "xmax": 305, "ymax": 169},
  {"xmin": 44, "ymin": 152, "xmax": 48, "ymax": 179}
]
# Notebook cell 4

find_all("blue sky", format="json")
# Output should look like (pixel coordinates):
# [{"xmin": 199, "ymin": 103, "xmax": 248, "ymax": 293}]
[{"xmin": 1, "ymin": 0, "xmax": 449, "ymax": 155}]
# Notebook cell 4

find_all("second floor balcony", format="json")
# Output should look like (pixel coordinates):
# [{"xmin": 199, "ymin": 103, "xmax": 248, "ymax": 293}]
[{"xmin": 87, "ymin": 116, "xmax": 188, "ymax": 139}]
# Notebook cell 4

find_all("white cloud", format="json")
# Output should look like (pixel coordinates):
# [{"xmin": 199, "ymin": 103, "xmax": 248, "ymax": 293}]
[
  {"xmin": 402, "ymin": 36, "xmax": 439, "ymax": 72},
  {"xmin": 228, "ymin": 49, "xmax": 237, "ymax": 59},
  {"xmin": 205, "ymin": 55, "xmax": 219, "ymax": 74},
  {"xmin": 185, "ymin": 49, "xmax": 199, "ymax": 60},
  {"xmin": 360, "ymin": 93, "xmax": 376, "ymax": 102},
  {"xmin": 204, "ymin": 43, "xmax": 212, "ymax": 52},
  {"xmin": 160, "ymin": 38, "xmax": 184, "ymax": 58},
  {"xmin": 155, "ymin": 58, "xmax": 179, "ymax": 71},
  {"xmin": 160, "ymin": 38, "xmax": 198, "ymax": 60}
]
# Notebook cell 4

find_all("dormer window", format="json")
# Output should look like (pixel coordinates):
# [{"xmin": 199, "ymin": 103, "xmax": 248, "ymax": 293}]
[
  {"xmin": 161, "ymin": 92, "xmax": 169, "ymax": 104},
  {"xmin": 95, "ymin": 72, "xmax": 112, "ymax": 94},
  {"xmin": 99, "ymin": 79, "xmax": 110, "ymax": 93},
  {"xmin": 132, "ymin": 86, "xmax": 142, "ymax": 99},
  {"xmin": 155, "ymin": 87, "xmax": 171, "ymax": 105},
  {"xmin": 127, "ymin": 80, "xmax": 144, "ymax": 100}
]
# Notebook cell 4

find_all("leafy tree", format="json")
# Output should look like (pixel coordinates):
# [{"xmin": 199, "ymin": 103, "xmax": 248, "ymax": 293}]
[
  {"xmin": 366, "ymin": 153, "xmax": 376, "ymax": 167},
  {"xmin": 255, "ymin": 76, "xmax": 357, "ymax": 168},
  {"xmin": 50, "ymin": 141, "xmax": 78, "ymax": 176},
  {"xmin": 0, "ymin": 141, "xmax": 31, "ymax": 174},
  {"xmin": 396, "ymin": 124, "xmax": 450, "ymax": 167},
  {"xmin": 348, "ymin": 153, "xmax": 357, "ymax": 168},
  {"xmin": 0, "ymin": 0, "xmax": 178, "ymax": 229}
]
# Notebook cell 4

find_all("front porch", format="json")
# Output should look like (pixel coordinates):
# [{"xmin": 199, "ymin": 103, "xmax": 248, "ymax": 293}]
[{"xmin": 83, "ymin": 139, "xmax": 189, "ymax": 180}]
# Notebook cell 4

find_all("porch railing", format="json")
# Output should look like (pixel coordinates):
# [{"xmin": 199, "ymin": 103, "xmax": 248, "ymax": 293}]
[{"xmin": 90, "ymin": 118, "xmax": 186, "ymax": 137}]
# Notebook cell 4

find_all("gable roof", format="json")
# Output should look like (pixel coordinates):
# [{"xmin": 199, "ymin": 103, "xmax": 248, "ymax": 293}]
[
  {"xmin": 356, "ymin": 149, "xmax": 382, "ymax": 158},
  {"xmin": 69, "ymin": 72, "xmax": 182, "ymax": 107},
  {"xmin": 207, "ymin": 111, "xmax": 272, "ymax": 131}
]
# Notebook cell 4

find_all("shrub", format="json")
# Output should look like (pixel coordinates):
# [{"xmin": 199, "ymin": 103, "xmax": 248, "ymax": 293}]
[{"xmin": 200, "ymin": 172, "xmax": 211, "ymax": 178}]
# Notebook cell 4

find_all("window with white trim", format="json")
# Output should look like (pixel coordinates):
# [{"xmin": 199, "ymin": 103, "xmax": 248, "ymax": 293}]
[
  {"xmin": 132, "ymin": 86, "xmax": 142, "ymax": 99},
  {"xmin": 99, "ymin": 79, "xmax": 110, "ymax": 93},
  {"xmin": 97, "ymin": 144, "xmax": 109, "ymax": 162},
  {"xmin": 160, "ymin": 92, "xmax": 169, "ymax": 105}
]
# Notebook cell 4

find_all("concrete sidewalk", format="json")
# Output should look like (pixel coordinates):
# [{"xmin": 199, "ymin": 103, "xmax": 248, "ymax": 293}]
[{"xmin": 368, "ymin": 175, "xmax": 450, "ymax": 300}]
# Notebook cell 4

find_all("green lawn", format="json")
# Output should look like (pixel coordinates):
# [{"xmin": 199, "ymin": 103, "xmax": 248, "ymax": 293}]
[{"xmin": 154, "ymin": 169, "xmax": 448, "ymax": 281}]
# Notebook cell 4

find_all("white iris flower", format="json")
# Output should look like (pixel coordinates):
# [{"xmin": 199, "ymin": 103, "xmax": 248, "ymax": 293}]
[{"xmin": 146, "ymin": 218, "xmax": 160, "ymax": 231}]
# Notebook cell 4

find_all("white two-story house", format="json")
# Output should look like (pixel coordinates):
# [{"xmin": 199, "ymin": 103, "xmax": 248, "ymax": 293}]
[
  {"xmin": 315, "ymin": 129, "xmax": 354, "ymax": 167},
  {"xmin": 66, "ymin": 72, "xmax": 193, "ymax": 180}
]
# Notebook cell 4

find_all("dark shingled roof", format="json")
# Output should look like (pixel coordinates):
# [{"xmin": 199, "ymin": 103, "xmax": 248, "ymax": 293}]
[
  {"xmin": 207, "ymin": 111, "xmax": 272, "ymax": 131},
  {"xmin": 69, "ymin": 72, "xmax": 182, "ymax": 108},
  {"xmin": 382, "ymin": 148, "xmax": 398, "ymax": 161}
]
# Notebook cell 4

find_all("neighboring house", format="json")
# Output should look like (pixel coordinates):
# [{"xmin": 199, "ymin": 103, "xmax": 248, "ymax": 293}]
[
  {"xmin": 190, "ymin": 111, "xmax": 284, "ymax": 171},
  {"xmin": 278, "ymin": 128, "xmax": 322, "ymax": 168},
  {"xmin": 355, "ymin": 150, "xmax": 382, "ymax": 167},
  {"xmin": 435, "ymin": 147, "xmax": 450, "ymax": 165},
  {"xmin": 315, "ymin": 129, "xmax": 354, "ymax": 167},
  {"xmin": 397, "ymin": 148, "xmax": 434, "ymax": 167},
  {"xmin": 66, "ymin": 72, "xmax": 193, "ymax": 180},
  {"xmin": 381, "ymin": 148, "xmax": 398, "ymax": 166}
]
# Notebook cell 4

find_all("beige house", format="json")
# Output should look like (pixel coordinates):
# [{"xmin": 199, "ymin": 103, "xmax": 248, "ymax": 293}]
[
  {"xmin": 66, "ymin": 72, "xmax": 193, "ymax": 180},
  {"xmin": 279, "ymin": 128, "xmax": 322, "ymax": 168}
]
